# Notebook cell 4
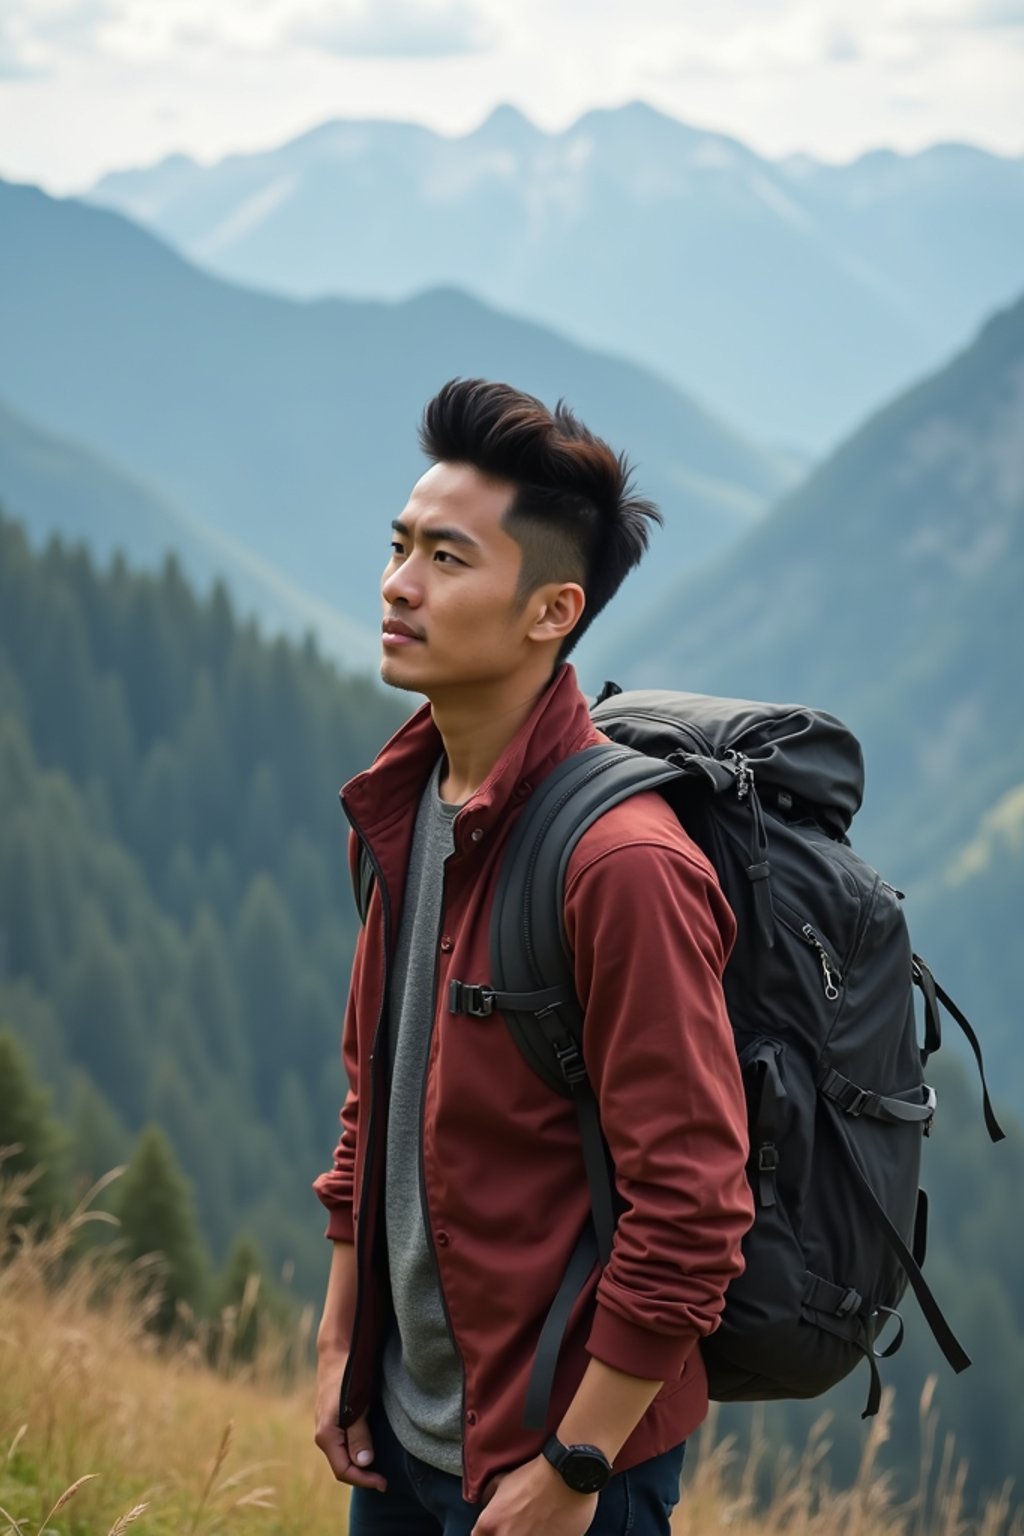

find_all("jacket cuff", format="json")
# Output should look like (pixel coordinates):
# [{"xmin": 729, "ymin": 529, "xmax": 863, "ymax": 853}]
[
  {"xmin": 324, "ymin": 1206, "xmax": 355, "ymax": 1243},
  {"xmin": 586, "ymin": 1304, "xmax": 699, "ymax": 1381}
]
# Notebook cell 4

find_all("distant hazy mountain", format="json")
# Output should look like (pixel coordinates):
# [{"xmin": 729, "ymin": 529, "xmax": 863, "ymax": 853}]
[
  {"xmin": 600, "ymin": 286, "xmax": 1024, "ymax": 916},
  {"xmin": 0, "ymin": 396, "xmax": 380, "ymax": 669},
  {"xmin": 0, "ymin": 178, "xmax": 793, "ymax": 662},
  {"xmin": 89, "ymin": 103, "xmax": 1024, "ymax": 452}
]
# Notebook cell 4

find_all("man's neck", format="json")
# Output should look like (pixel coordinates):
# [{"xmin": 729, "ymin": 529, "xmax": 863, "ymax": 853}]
[{"xmin": 430, "ymin": 670, "xmax": 557, "ymax": 805}]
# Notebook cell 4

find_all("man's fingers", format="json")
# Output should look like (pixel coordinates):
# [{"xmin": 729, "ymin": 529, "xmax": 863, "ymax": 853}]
[
  {"xmin": 340, "ymin": 1457, "xmax": 388, "ymax": 1492},
  {"xmin": 313, "ymin": 1411, "xmax": 387, "ymax": 1491},
  {"xmin": 342, "ymin": 1417, "xmax": 387, "ymax": 1490},
  {"xmin": 346, "ymin": 1413, "xmax": 376, "ymax": 1470}
]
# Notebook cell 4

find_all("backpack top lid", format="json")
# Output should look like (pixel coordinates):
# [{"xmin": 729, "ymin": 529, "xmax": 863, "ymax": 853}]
[{"xmin": 591, "ymin": 688, "xmax": 865, "ymax": 839}]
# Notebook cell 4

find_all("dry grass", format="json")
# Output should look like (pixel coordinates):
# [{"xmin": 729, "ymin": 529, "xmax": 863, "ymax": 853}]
[
  {"xmin": 0, "ymin": 1168, "xmax": 1021, "ymax": 1535},
  {"xmin": 0, "ymin": 1170, "xmax": 337, "ymax": 1535}
]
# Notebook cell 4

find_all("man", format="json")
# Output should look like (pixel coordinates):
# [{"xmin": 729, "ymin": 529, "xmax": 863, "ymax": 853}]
[{"xmin": 313, "ymin": 379, "xmax": 753, "ymax": 1535}]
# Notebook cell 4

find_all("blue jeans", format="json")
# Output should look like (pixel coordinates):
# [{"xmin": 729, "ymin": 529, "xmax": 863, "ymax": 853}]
[{"xmin": 348, "ymin": 1403, "xmax": 686, "ymax": 1535}]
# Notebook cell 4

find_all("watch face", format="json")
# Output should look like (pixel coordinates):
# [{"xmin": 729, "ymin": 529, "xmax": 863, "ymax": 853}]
[{"xmin": 562, "ymin": 1448, "xmax": 612, "ymax": 1494}]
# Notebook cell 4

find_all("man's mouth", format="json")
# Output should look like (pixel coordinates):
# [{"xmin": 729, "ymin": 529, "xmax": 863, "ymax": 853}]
[{"xmin": 382, "ymin": 617, "xmax": 425, "ymax": 645}]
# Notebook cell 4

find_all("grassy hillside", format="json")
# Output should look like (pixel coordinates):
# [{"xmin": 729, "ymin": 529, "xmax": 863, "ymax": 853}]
[{"xmin": 1, "ymin": 1197, "xmax": 1020, "ymax": 1535}]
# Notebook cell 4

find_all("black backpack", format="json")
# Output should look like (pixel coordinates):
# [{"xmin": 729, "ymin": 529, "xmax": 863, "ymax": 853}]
[{"xmin": 357, "ymin": 686, "xmax": 1005, "ymax": 1431}]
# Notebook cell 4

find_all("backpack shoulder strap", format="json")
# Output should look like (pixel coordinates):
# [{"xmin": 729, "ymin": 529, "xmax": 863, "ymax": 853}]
[
  {"xmin": 479, "ymin": 742, "xmax": 685, "ymax": 1432},
  {"xmin": 489, "ymin": 743, "xmax": 686, "ymax": 1092}
]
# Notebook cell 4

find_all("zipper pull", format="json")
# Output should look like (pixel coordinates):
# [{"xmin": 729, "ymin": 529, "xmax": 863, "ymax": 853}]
[
  {"xmin": 724, "ymin": 748, "xmax": 753, "ymax": 801},
  {"xmin": 802, "ymin": 923, "xmax": 842, "ymax": 1001}
]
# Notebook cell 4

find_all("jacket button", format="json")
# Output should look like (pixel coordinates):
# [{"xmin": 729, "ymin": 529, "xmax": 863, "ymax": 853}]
[
  {"xmin": 440, "ymin": 936, "xmax": 453, "ymax": 953},
  {"xmin": 470, "ymin": 828, "xmax": 484, "ymax": 842},
  {"xmin": 465, "ymin": 1410, "xmax": 477, "ymax": 1426},
  {"xmin": 436, "ymin": 1230, "xmax": 451, "ymax": 1247}
]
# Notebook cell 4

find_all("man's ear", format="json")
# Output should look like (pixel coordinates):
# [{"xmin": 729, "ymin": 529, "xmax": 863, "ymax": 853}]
[{"xmin": 527, "ymin": 583, "xmax": 586, "ymax": 646}]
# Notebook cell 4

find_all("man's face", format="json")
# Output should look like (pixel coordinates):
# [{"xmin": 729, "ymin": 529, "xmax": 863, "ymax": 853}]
[{"xmin": 380, "ymin": 461, "xmax": 540, "ymax": 699}]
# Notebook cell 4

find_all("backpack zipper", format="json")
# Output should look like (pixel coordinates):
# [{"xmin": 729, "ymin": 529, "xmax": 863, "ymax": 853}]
[{"xmin": 802, "ymin": 924, "xmax": 843, "ymax": 1001}]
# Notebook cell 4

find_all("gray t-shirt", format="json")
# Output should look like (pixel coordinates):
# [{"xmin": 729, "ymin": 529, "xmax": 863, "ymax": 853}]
[{"xmin": 381, "ymin": 760, "xmax": 465, "ymax": 1474}]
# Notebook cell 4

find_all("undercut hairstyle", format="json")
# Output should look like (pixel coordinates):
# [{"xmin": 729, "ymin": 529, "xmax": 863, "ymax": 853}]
[{"xmin": 418, "ymin": 378, "xmax": 661, "ymax": 659}]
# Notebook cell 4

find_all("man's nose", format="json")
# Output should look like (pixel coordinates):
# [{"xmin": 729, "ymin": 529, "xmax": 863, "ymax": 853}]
[{"xmin": 382, "ymin": 555, "xmax": 421, "ymax": 607}]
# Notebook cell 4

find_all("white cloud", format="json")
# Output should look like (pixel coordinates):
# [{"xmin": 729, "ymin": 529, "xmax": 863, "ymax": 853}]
[
  {"xmin": 289, "ymin": 0, "xmax": 495, "ymax": 57},
  {"xmin": 0, "ymin": 20, "xmax": 39, "ymax": 77},
  {"xmin": 0, "ymin": 0, "xmax": 1020, "ymax": 192},
  {"xmin": 962, "ymin": 0, "xmax": 1024, "ymax": 22},
  {"xmin": 7, "ymin": 0, "xmax": 123, "ymax": 65}
]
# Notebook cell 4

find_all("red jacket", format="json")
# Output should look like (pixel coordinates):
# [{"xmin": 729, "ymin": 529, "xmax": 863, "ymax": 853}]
[{"xmin": 314, "ymin": 664, "xmax": 753, "ymax": 1501}]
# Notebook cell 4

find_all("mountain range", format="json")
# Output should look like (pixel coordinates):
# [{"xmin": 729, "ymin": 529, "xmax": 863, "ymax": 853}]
[
  {"xmin": 89, "ymin": 102, "xmax": 1024, "ymax": 452},
  {"xmin": 0, "ymin": 176, "xmax": 792, "ymax": 666}
]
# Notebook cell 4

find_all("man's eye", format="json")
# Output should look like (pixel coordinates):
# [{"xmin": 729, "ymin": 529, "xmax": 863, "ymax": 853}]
[
  {"xmin": 434, "ymin": 550, "xmax": 462, "ymax": 565},
  {"xmin": 389, "ymin": 542, "xmax": 404, "ymax": 556}
]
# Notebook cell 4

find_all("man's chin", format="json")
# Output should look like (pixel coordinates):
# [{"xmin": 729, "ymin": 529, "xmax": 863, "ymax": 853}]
[{"xmin": 380, "ymin": 655, "xmax": 427, "ymax": 694}]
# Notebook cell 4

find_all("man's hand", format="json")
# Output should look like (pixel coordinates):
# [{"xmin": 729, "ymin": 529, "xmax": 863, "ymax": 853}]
[
  {"xmin": 313, "ymin": 1352, "xmax": 387, "ymax": 1492},
  {"xmin": 471, "ymin": 1455, "xmax": 597, "ymax": 1536}
]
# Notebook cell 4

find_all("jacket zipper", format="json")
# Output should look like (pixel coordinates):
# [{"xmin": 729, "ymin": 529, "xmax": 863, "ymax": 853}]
[
  {"xmin": 337, "ymin": 805, "xmax": 393, "ymax": 1425},
  {"xmin": 801, "ymin": 923, "xmax": 843, "ymax": 1001}
]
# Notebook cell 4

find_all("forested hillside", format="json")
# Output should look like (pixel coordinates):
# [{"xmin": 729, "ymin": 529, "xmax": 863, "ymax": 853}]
[{"xmin": 0, "ymin": 511, "xmax": 403, "ymax": 1297}]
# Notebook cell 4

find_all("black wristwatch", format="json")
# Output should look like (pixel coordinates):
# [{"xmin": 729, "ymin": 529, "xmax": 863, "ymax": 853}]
[{"xmin": 542, "ymin": 1433, "xmax": 613, "ymax": 1494}]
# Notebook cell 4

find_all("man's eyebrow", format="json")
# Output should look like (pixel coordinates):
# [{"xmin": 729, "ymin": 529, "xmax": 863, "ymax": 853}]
[{"xmin": 391, "ymin": 518, "xmax": 481, "ymax": 551}]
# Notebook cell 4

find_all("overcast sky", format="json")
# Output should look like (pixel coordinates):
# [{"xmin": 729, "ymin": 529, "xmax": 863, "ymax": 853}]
[{"xmin": 2, "ymin": 0, "xmax": 1023, "ymax": 192}]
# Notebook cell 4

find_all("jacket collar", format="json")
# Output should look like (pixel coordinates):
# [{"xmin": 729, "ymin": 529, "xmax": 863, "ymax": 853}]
[{"xmin": 341, "ymin": 664, "xmax": 599, "ymax": 858}]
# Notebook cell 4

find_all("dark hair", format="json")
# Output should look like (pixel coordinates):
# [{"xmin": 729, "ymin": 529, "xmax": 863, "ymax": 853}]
[{"xmin": 418, "ymin": 378, "xmax": 661, "ymax": 659}]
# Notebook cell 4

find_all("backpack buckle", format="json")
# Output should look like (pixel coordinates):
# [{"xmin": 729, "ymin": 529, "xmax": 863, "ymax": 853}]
[
  {"xmin": 757, "ymin": 1143, "xmax": 779, "ymax": 1173},
  {"xmin": 449, "ymin": 980, "xmax": 495, "ymax": 1018},
  {"xmin": 843, "ymin": 1085, "xmax": 869, "ymax": 1117},
  {"xmin": 837, "ymin": 1287, "xmax": 863, "ymax": 1319},
  {"xmin": 553, "ymin": 1040, "xmax": 588, "ymax": 1088}
]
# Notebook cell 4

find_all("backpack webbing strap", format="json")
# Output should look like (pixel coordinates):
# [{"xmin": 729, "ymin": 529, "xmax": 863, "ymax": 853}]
[
  {"xmin": 914, "ymin": 1188, "xmax": 928, "ymax": 1268},
  {"xmin": 818, "ymin": 1066, "xmax": 936, "ymax": 1127},
  {"xmin": 527, "ymin": 1008, "xmax": 618, "ymax": 1264},
  {"xmin": 749, "ymin": 1044, "xmax": 784, "ymax": 1207},
  {"xmin": 448, "ymin": 981, "xmax": 568, "ymax": 1019},
  {"xmin": 913, "ymin": 956, "xmax": 1005, "ymax": 1143},
  {"xmin": 523, "ymin": 1224, "xmax": 599, "ymax": 1432},
  {"xmin": 802, "ymin": 1271, "xmax": 863, "ymax": 1320},
  {"xmin": 802, "ymin": 1274, "xmax": 907, "ymax": 1417},
  {"xmin": 822, "ymin": 1099, "xmax": 971, "ymax": 1375}
]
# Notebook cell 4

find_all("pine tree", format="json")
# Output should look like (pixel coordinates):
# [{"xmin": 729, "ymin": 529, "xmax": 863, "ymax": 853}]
[
  {"xmin": 61, "ymin": 904, "xmax": 145, "ymax": 1121},
  {"xmin": 233, "ymin": 876, "xmax": 299, "ymax": 1111},
  {"xmin": 187, "ymin": 907, "xmax": 246, "ymax": 1085},
  {"xmin": 68, "ymin": 1070, "xmax": 129, "ymax": 1191},
  {"xmin": 213, "ymin": 1235, "xmax": 286, "ymax": 1363},
  {"xmin": 114, "ymin": 1124, "xmax": 207, "ymax": 1333},
  {"xmin": 0, "ymin": 1027, "xmax": 69, "ymax": 1226}
]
